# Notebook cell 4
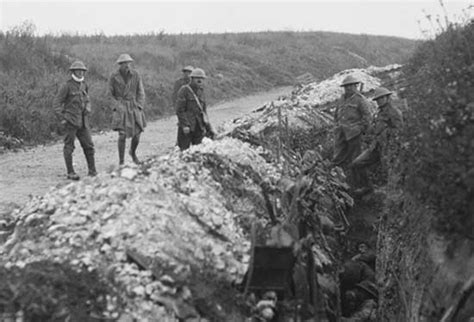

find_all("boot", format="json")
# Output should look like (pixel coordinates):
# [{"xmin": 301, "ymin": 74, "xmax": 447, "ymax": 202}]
[
  {"xmin": 129, "ymin": 135, "xmax": 140, "ymax": 164},
  {"xmin": 85, "ymin": 151, "xmax": 97, "ymax": 176},
  {"xmin": 118, "ymin": 138, "xmax": 126, "ymax": 165},
  {"xmin": 64, "ymin": 153, "xmax": 80, "ymax": 180}
]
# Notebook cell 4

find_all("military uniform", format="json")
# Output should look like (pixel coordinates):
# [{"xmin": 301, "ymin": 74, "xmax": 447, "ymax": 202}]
[
  {"xmin": 352, "ymin": 102, "xmax": 403, "ymax": 170},
  {"xmin": 333, "ymin": 92, "xmax": 372, "ymax": 188},
  {"xmin": 176, "ymin": 84, "xmax": 208, "ymax": 150},
  {"xmin": 109, "ymin": 69, "xmax": 147, "ymax": 137},
  {"xmin": 172, "ymin": 77, "xmax": 190, "ymax": 106},
  {"xmin": 53, "ymin": 78, "xmax": 96, "ymax": 177}
]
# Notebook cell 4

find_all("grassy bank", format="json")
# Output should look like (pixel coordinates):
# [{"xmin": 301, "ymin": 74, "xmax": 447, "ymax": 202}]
[
  {"xmin": 0, "ymin": 22, "xmax": 416, "ymax": 145},
  {"xmin": 394, "ymin": 20, "xmax": 474, "ymax": 239}
]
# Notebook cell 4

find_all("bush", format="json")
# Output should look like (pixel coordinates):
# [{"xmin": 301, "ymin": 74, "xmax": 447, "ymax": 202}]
[{"xmin": 394, "ymin": 21, "xmax": 474, "ymax": 239}]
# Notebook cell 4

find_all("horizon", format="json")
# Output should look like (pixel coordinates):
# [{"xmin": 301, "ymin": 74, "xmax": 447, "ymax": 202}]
[
  {"xmin": 0, "ymin": 23, "xmax": 421, "ymax": 41},
  {"xmin": 1, "ymin": 1, "xmax": 472, "ymax": 40}
]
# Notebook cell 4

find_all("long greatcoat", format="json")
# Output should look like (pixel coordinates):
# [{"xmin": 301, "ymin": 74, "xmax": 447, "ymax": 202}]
[
  {"xmin": 109, "ymin": 69, "xmax": 146, "ymax": 138},
  {"xmin": 333, "ymin": 92, "xmax": 372, "ymax": 166}
]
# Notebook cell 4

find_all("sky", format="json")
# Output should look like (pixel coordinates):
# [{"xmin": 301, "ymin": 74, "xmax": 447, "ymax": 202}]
[{"xmin": 0, "ymin": 0, "xmax": 472, "ymax": 39}]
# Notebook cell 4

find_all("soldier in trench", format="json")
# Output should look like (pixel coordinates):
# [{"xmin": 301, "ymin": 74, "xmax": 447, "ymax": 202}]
[
  {"xmin": 350, "ymin": 87, "xmax": 403, "ymax": 196},
  {"xmin": 175, "ymin": 68, "xmax": 215, "ymax": 150},
  {"xmin": 108, "ymin": 53, "xmax": 147, "ymax": 165},
  {"xmin": 53, "ymin": 60, "xmax": 97, "ymax": 180},
  {"xmin": 333, "ymin": 75, "xmax": 372, "ymax": 193}
]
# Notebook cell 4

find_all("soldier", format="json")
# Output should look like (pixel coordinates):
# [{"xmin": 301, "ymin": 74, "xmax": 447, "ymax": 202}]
[
  {"xmin": 172, "ymin": 66, "xmax": 193, "ymax": 147},
  {"xmin": 176, "ymin": 68, "xmax": 215, "ymax": 150},
  {"xmin": 350, "ymin": 87, "xmax": 403, "ymax": 196},
  {"xmin": 109, "ymin": 54, "xmax": 147, "ymax": 165},
  {"xmin": 333, "ymin": 75, "xmax": 372, "ymax": 191},
  {"xmin": 53, "ymin": 60, "xmax": 96, "ymax": 180},
  {"xmin": 172, "ymin": 65, "xmax": 193, "ymax": 106}
]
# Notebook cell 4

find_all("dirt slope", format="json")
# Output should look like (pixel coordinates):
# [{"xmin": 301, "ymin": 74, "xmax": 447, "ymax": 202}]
[{"xmin": 0, "ymin": 87, "xmax": 291, "ymax": 209}]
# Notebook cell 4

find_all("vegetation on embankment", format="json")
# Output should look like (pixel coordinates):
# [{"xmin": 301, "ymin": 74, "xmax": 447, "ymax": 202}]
[
  {"xmin": 396, "ymin": 20, "xmax": 474, "ymax": 240},
  {"xmin": 0, "ymin": 22, "xmax": 416, "ymax": 145},
  {"xmin": 377, "ymin": 18, "xmax": 474, "ymax": 321}
]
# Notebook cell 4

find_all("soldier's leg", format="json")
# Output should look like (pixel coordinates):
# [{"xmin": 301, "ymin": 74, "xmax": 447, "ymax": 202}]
[
  {"xmin": 77, "ymin": 127, "xmax": 96, "ymax": 176},
  {"xmin": 332, "ymin": 136, "xmax": 348, "ymax": 166},
  {"xmin": 345, "ymin": 136, "xmax": 363, "ymax": 188},
  {"xmin": 177, "ymin": 127, "xmax": 191, "ymax": 151},
  {"xmin": 63, "ymin": 125, "xmax": 79, "ymax": 180},
  {"xmin": 129, "ymin": 133, "xmax": 140, "ymax": 164},
  {"xmin": 118, "ymin": 131, "xmax": 126, "ymax": 165},
  {"xmin": 190, "ymin": 126, "xmax": 204, "ymax": 146}
]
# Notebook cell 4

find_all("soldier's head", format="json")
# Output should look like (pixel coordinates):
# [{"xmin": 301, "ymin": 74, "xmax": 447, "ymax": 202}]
[
  {"xmin": 69, "ymin": 61, "xmax": 87, "ymax": 79},
  {"xmin": 182, "ymin": 65, "xmax": 194, "ymax": 79},
  {"xmin": 357, "ymin": 242, "xmax": 369, "ymax": 254},
  {"xmin": 190, "ymin": 68, "xmax": 207, "ymax": 89},
  {"xmin": 372, "ymin": 87, "xmax": 392, "ymax": 107},
  {"xmin": 340, "ymin": 75, "xmax": 360, "ymax": 96},
  {"xmin": 116, "ymin": 53, "xmax": 134, "ymax": 73}
]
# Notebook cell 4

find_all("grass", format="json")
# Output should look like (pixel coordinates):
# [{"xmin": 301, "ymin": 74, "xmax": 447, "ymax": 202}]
[{"xmin": 0, "ymin": 22, "xmax": 417, "ymax": 144}]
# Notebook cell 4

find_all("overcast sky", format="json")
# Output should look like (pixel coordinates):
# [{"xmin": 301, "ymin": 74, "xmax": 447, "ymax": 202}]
[{"xmin": 0, "ymin": 0, "xmax": 472, "ymax": 39}]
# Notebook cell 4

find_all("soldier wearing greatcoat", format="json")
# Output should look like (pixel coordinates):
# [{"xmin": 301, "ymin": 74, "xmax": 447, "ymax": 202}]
[
  {"xmin": 333, "ymin": 75, "xmax": 372, "ymax": 191},
  {"xmin": 109, "ymin": 53, "xmax": 147, "ymax": 165},
  {"xmin": 350, "ymin": 87, "xmax": 403, "ymax": 196}
]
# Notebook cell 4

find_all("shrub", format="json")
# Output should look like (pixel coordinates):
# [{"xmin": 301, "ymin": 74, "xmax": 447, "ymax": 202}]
[{"xmin": 394, "ymin": 20, "xmax": 474, "ymax": 239}]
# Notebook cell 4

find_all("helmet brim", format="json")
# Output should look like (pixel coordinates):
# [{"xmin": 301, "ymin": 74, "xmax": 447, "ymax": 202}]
[{"xmin": 340, "ymin": 82, "xmax": 360, "ymax": 87}]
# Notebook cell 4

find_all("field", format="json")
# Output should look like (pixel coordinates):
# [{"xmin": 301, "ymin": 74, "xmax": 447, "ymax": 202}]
[{"xmin": 0, "ymin": 22, "xmax": 417, "ymax": 144}]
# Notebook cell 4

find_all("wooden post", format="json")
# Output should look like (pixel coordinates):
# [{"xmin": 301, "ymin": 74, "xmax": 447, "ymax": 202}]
[{"xmin": 277, "ymin": 102, "xmax": 282, "ymax": 170}]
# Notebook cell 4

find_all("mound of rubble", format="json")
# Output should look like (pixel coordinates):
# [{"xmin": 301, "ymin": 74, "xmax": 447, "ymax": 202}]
[
  {"xmin": 219, "ymin": 64, "xmax": 401, "ymax": 160},
  {"xmin": 0, "ymin": 64, "xmax": 400, "ymax": 321}
]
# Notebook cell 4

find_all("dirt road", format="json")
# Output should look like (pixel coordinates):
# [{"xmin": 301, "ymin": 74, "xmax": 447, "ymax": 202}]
[{"xmin": 0, "ymin": 87, "xmax": 291, "ymax": 209}]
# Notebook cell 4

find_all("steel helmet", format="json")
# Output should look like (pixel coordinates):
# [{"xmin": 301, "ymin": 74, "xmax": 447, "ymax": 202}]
[
  {"xmin": 190, "ymin": 68, "xmax": 207, "ymax": 78},
  {"xmin": 69, "ymin": 61, "xmax": 87, "ymax": 71},
  {"xmin": 182, "ymin": 65, "xmax": 194, "ymax": 72},
  {"xmin": 372, "ymin": 87, "xmax": 393, "ymax": 100},
  {"xmin": 116, "ymin": 53, "xmax": 134, "ymax": 64},
  {"xmin": 340, "ymin": 75, "xmax": 360, "ymax": 87}
]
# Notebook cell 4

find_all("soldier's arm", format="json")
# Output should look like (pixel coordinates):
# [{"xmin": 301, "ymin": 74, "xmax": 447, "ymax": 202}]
[
  {"xmin": 390, "ymin": 107, "xmax": 404, "ymax": 129},
  {"xmin": 176, "ymin": 87, "xmax": 190, "ymax": 128},
  {"xmin": 136, "ymin": 74, "xmax": 146, "ymax": 109},
  {"xmin": 172, "ymin": 80, "xmax": 180, "ymax": 106},
  {"xmin": 109, "ymin": 76, "xmax": 119, "ymax": 100},
  {"xmin": 201, "ymin": 91, "xmax": 207, "ymax": 113},
  {"xmin": 84, "ymin": 83, "xmax": 92, "ymax": 113},
  {"xmin": 53, "ymin": 83, "xmax": 68, "ymax": 121}
]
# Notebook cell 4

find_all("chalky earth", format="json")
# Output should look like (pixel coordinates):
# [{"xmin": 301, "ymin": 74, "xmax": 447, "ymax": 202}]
[{"xmin": 1, "ymin": 66, "xmax": 402, "ymax": 321}]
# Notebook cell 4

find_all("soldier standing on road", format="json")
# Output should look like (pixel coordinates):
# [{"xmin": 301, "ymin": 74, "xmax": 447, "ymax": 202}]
[
  {"xmin": 53, "ymin": 60, "xmax": 97, "ymax": 180},
  {"xmin": 350, "ymin": 87, "xmax": 403, "ymax": 196},
  {"xmin": 333, "ymin": 75, "xmax": 372, "ymax": 191},
  {"xmin": 176, "ymin": 68, "xmax": 215, "ymax": 150},
  {"xmin": 172, "ymin": 66, "xmax": 193, "ymax": 147},
  {"xmin": 172, "ymin": 65, "xmax": 193, "ymax": 106},
  {"xmin": 109, "ymin": 54, "xmax": 147, "ymax": 165}
]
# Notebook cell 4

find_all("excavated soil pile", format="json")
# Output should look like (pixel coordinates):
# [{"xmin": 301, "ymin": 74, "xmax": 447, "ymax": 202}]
[{"xmin": 1, "ymin": 64, "xmax": 402, "ymax": 321}]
